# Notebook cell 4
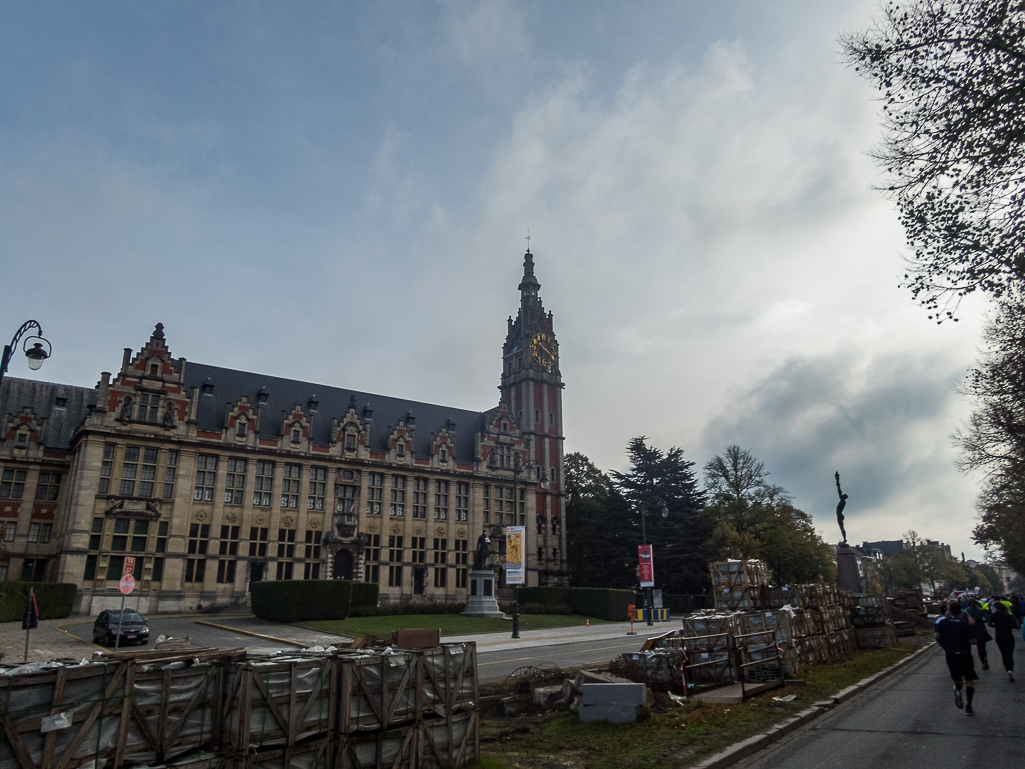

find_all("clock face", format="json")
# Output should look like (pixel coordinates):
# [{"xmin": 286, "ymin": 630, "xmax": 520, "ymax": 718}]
[{"xmin": 530, "ymin": 332, "xmax": 558, "ymax": 366}]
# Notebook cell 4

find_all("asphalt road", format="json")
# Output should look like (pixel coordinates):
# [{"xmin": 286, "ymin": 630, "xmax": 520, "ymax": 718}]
[
  {"xmin": 475, "ymin": 633, "xmax": 655, "ymax": 682},
  {"xmin": 735, "ymin": 641, "xmax": 1024, "ymax": 769}
]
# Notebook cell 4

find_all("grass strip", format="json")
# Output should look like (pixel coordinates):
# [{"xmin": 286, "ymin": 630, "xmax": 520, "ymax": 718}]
[
  {"xmin": 474, "ymin": 641, "xmax": 923, "ymax": 769},
  {"xmin": 298, "ymin": 613, "xmax": 614, "ymax": 638}
]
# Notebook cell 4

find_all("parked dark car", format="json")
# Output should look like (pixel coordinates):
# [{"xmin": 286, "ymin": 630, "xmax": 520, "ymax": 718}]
[{"xmin": 92, "ymin": 609, "xmax": 150, "ymax": 647}]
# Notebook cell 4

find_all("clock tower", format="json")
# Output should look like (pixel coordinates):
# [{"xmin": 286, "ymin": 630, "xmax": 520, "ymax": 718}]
[{"xmin": 500, "ymin": 249, "xmax": 567, "ymax": 586}]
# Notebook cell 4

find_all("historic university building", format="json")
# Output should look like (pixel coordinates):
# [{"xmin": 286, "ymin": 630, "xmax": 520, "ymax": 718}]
[{"xmin": 0, "ymin": 250, "xmax": 567, "ymax": 615}]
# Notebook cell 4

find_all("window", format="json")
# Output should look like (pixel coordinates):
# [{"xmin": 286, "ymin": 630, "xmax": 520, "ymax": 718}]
[
  {"xmin": 550, "ymin": 467, "xmax": 557, "ymax": 485},
  {"xmin": 15, "ymin": 432, "xmax": 28, "ymax": 448},
  {"xmin": 185, "ymin": 558, "xmax": 206, "ymax": 583},
  {"xmin": 308, "ymin": 467, "xmax": 326, "ymax": 510},
  {"xmin": 254, "ymin": 461, "xmax": 274, "ymax": 506},
  {"xmin": 83, "ymin": 555, "xmax": 97, "ymax": 581},
  {"xmin": 217, "ymin": 559, "xmax": 237, "ymax": 584},
  {"xmin": 89, "ymin": 517, "xmax": 103, "ymax": 549},
  {"xmin": 21, "ymin": 558, "xmax": 46, "ymax": 581},
  {"xmin": 2, "ymin": 522, "xmax": 15, "ymax": 542},
  {"xmin": 552, "ymin": 516, "xmax": 561, "ymax": 535},
  {"xmin": 1, "ymin": 469, "xmax": 27, "ymax": 498},
  {"xmin": 304, "ymin": 530, "xmax": 322, "ymax": 560},
  {"xmin": 454, "ymin": 539, "xmax": 468, "ymax": 567},
  {"xmin": 503, "ymin": 487, "xmax": 515, "ymax": 517},
  {"xmin": 388, "ymin": 565, "xmax": 403, "ymax": 587},
  {"xmin": 497, "ymin": 446, "xmax": 513, "ymax": 469},
  {"xmin": 364, "ymin": 533, "xmax": 380, "ymax": 584},
  {"xmin": 432, "ymin": 538, "xmax": 447, "ymax": 565},
  {"xmin": 412, "ymin": 478, "xmax": 428, "ymax": 519},
  {"xmin": 537, "ymin": 516, "xmax": 545, "ymax": 535},
  {"xmin": 455, "ymin": 482, "xmax": 469, "ymax": 521},
  {"xmin": 411, "ymin": 536, "xmax": 426, "ymax": 564},
  {"xmin": 366, "ymin": 473, "xmax": 383, "ymax": 515},
  {"xmin": 99, "ymin": 444, "xmax": 115, "ymax": 494},
  {"xmin": 106, "ymin": 555, "xmax": 125, "ymax": 581},
  {"xmin": 535, "ymin": 409, "xmax": 540, "ymax": 424},
  {"xmin": 149, "ymin": 362, "xmax": 160, "ymax": 377},
  {"xmin": 156, "ymin": 521, "xmax": 168, "ymax": 553},
  {"xmin": 137, "ymin": 393, "xmax": 159, "ymax": 423},
  {"xmin": 276, "ymin": 528, "xmax": 296, "ymax": 558},
  {"xmin": 336, "ymin": 481, "xmax": 357, "ymax": 514},
  {"xmin": 35, "ymin": 472, "xmax": 61, "ymax": 501},
  {"xmin": 433, "ymin": 481, "xmax": 449, "ymax": 520},
  {"xmin": 390, "ymin": 475, "xmax": 406, "ymax": 516},
  {"xmin": 188, "ymin": 523, "xmax": 210, "ymax": 555},
  {"xmin": 219, "ymin": 525, "xmax": 240, "ymax": 556},
  {"xmin": 552, "ymin": 548, "xmax": 559, "ymax": 561},
  {"xmin": 434, "ymin": 567, "xmax": 447, "ymax": 588},
  {"xmin": 249, "ymin": 527, "xmax": 268, "ymax": 557},
  {"xmin": 151, "ymin": 557, "xmax": 165, "ymax": 582},
  {"xmin": 236, "ymin": 419, "xmax": 247, "ymax": 438},
  {"xmin": 111, "ymin": 517, "xmax": 129, "ymax": 551},
  {"xmin": 439, "ymin": 447, "xmax": 448, "ymax": 463},
  {"xmin": 131, "ymin": 520, "xmax": 148, "ymax": 551},
  {"xmin": 549, "ymin": 412, "xmax": 555, "ymax": 426},
  {"xmin": 194, "ymin": 455, "xmax": 217, "ymax": 502},
  {"xmin": 396, "ymin": 440, "xmax": 405, "ymax": 458},
  {"xmin": 27, "ymin": 523, "xmax": 40, "ymax": 543},
  {"xmin": 54, "ymin": 397, "xmax": 67, "ymax": 410},
  {"xmin": 388, "ymin": 535, "xmax": 404, "ymax": 562},
  {"xmin": 281, "ymin": 464, "xmax": 300, "ymax": 508},
  {"xmin": 224, "ymin": 458, "xmax": 246, "ymax": 504},
  {"xmin": 456, "ymin": 567, "xmax": 468, "ymax": 589},
  {"xmin": 365, "ymin": 563, "xmax": 380, "ymax": 583},
  {"xmin": 133, "ymin": 448, "xmax": 157, "ymax": 497},
  {"xmin": 303, "ymin": 562, "xmax": 321, "ymax": 580},
  {"xmin": 290, "ymin": 425, "xmax": 302, "ymax": 445},
  {"xmin": 163, "ymin": 451, "xmax": 177, "ymax": 499},
  {"xmin": 537, "ymin": 546, "xmax": 544, "ymax": 562},
  {"xmin": 344, "ymin": 431, "xmax": 357, "ymax": 451}
]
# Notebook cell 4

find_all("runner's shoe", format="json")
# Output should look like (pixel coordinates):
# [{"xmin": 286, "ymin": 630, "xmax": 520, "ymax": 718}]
[
  {"xmin": 954, "ymin": 689, "xmax": 964, "ymax": 709},
  {"xmin": 965, "ymin": 704, "xmax": 975, "ymax": 715},
  {"xmin": 1009, "ymin": 671, "xmax": 1015, "ymax": 683}
]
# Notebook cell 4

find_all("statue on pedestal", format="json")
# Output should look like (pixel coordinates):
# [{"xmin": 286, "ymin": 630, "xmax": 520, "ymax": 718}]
[
  {"xmin": 473, "ymin": 529, "xmax": 491, "ymax": 570},
  {"xmin": 835, "ymin": 471, "xmax": 849, "ymax": 545}
]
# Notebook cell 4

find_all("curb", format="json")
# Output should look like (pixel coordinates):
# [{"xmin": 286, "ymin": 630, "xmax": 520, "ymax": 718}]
[
  {"xmin": 193, "ymin": 619, "xmax": 310, "ymax": 648},
  {"xmin": 691, "ymin": 641, "xmax": 938, "ymax": 769}
]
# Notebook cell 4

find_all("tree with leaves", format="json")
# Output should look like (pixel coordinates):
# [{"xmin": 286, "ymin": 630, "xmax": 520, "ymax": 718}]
[
  {"xmin": 702, "ymin": 446, "xmax": 835, "ymax": 585},
  {"xmin": 841, "ymin": 1, "xmax": 1025, "ymax": 319},
  {"xmin": 610, "ymin": 437, "xmax": 709, "ymax": 596}
]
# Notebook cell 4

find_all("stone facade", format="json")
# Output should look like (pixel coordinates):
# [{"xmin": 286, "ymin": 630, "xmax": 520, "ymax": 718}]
[{"xmin": 0, "ymin": 251, "xmax": 568, "ymax": 614}]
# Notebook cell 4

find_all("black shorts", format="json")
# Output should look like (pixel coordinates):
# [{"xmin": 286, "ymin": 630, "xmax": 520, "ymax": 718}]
[{"xmin": 945, "ymin": 652, "xmax": 978, "ymax": 682}]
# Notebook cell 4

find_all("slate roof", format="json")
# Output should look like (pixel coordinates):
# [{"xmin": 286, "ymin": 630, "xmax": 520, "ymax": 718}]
[
  {"xmin": 0, "ymin": 377, "xmax": 98, "ymax": 451},
  {"xmin": 185, "ymin": 362, "xmax": 498, "ymax": 462}
]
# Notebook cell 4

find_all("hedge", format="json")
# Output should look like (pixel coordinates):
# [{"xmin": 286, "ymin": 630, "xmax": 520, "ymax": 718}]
[
  {"xmin": 516, "ymin": 586, "xmax": 634, "ymax": 621},
  {"xmin": 0, "ymin": 582, "xmax": 77, "ymax": 623},
  {"xmin": 251, "ymin": 580, "xmax": 354, "ymax": 623},
  {"xmin": 350, "ymin": 581, "xmax": 379, "ymax": 611}
]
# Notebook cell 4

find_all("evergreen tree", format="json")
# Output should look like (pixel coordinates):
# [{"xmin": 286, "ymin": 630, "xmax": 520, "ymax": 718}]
[{"xmin": 565, "ymin": 453, "xmax": 634, "ymax": 588}]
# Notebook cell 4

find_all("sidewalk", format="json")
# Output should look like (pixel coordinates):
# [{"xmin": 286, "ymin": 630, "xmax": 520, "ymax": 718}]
[
  {"xmin": 0, "ymin": 619, "xmax": 96, "ymax": 663},
  {"xmin": 444, "ymin": 620, "xmax": 672, "ymax": 653}
]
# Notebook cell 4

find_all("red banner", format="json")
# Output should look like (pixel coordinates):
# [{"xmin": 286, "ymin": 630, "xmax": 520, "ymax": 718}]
[{"xmin": 638, "ymin": 544, "xmax": 654, "ymax": 587}]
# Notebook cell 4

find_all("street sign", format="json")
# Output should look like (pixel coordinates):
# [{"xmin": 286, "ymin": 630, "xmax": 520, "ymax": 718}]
[
  {"xmin": 123, "ymin": 557, "xmax": 136, "ymax": 576},
  {"xmin": 638, "ymin": 544, "xmax": 654, "ymax": 588},
  {"xmin": 119, "ymin": 574, "xmax": 135, "ymax": 595}
]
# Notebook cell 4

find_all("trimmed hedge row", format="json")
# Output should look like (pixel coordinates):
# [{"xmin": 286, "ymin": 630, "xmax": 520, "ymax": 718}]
[
  {"xmin": 517, "ymin": 586, "xmax": 634, "ymax": 621},
  {"xmin": 251, "ymin": 580, "xmax": 355, "ymax": 623},
  {"xmin": 350, "ymin": 581, "xmax": 379, "ymax": 611},
  {"xmin": 0, "ymin": 582, "xmax": 77, "ymax": 623}
]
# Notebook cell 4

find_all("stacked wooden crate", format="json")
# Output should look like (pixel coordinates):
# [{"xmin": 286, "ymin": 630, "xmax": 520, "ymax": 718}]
[
  {"xmin": 0, "ymin": 644, "xmax": 478, "ymax": 769},
  {"xmin": 710, "ymin": 560, "xmax": 769, "ymax": 611},
  {"xmin": 678, "ymin": 614, "xmax": 735, "ymax": 683},
  {"xmin": 851, "ymin": 594, "xmax": 897, "ymax": 648}
]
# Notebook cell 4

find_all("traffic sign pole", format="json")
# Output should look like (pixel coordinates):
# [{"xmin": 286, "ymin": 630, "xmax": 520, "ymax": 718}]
[{"xmin": 115, "ymin": 559, "xmax": 137, "ymax": 652}]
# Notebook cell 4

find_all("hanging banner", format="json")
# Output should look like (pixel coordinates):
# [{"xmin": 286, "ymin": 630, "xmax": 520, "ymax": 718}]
[
  {"xmin": 505, "ymin": 526, "xmax": 525, "ymax": 585},
  {"xmin": 638, "ymin": 544, "xmax": 654, "ymax": 588}
]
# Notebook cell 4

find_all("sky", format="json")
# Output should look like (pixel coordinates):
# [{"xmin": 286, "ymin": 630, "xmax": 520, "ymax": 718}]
[{"xmin": 0, "ymin": 1, "xmax": 992, "ymax": 559}]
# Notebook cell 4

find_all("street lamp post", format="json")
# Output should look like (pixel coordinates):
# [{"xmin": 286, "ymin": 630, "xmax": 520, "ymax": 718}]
[
  {"xmin": 638, "ymin": 496, "xmax": 668, "ymax": 627},
  {"xmin": 509, "ymin": 457, "xmax": 549, "ymax": 639},
  {"xmin": 0, "ymin": 320, "xmax": 51, "ymax": 388}
]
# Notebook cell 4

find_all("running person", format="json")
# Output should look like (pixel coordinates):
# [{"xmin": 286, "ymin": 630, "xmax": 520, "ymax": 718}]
[
  {"xmin": 935, "ymin": 599, "xmax": 979, "ymax": 714},
  {"xmin": 966, "ymin": 598, "xmax": 990, "ymax": 670},
  {"xmin": 989, "ymin": 601, "xmax": 1016, "ymax": 683}
]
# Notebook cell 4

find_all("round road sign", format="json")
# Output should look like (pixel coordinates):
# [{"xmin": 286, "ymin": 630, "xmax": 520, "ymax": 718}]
[{"xmin": 119, "ymin": 574, "xmax": 135, "ymax": 595}]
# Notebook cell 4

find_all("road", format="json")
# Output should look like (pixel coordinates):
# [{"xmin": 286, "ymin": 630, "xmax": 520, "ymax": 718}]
[
  {"xmin": 58, "ymin": 615, "xmax": 667, "ymax": 681},
  {"xmin": 735, "ymin": 641, "xmax": 1024, "ymax": 769}
]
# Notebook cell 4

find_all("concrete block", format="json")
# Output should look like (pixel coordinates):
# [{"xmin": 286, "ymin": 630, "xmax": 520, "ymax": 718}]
[
  {"xmin": 579, "ymin": 703, "xmax": 642, "ymax": 723},
  {"xmin": 581, "ymin": 682, "xmax": 648, "ymax": 706}
]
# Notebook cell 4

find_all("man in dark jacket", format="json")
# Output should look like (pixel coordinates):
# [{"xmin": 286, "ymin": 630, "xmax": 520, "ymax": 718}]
[{"xmin": 935, "ymin": 599, "xmax": 978, "ymax": 715}]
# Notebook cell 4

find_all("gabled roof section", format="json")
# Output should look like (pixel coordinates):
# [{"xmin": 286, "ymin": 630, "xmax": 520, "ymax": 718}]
[
  {"xmin": 0, "ymin": 377, "xmax": 97, "ymax": 450},
  {"xmin": 185, "ymin": 362, "xmax": 491, "ymax": 462}
]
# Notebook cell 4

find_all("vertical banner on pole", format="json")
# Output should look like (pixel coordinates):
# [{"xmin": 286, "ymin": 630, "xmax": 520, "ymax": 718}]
[
  {"xmin": 505, "ymin": 526, "xmax": 525, "ymax": 585},
  {"xmin": 638, "ymin": 544, "xmax": 654, "ymax": 588}
]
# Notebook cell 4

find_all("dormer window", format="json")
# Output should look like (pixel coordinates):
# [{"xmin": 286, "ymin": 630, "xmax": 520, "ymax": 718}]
[
  {"xmin": 258, "ymin": 387, "xmax": 269, "ymax": 405},
  {"xmin": 15, "ymin": 432, "xmax": 28, "ymax": 448},
  {"xmin": 362, "ymin": 404, "xmax": 373, "ymax": 422},
  {"xmin": 291, "ymin": 425, "xmax": 302, "ymax": 445},
  {"xmin": 439, "ymin": 447, "xmax": 448, "ymax": 463},
  {"xmin": 396, "ymin": 441, "xmax": 405, "ymax": 458},
  {"xmin": 149, "ymin": 363, "xmax": 160, "ymax": 377},
  {"xmin": 502, "ymin": 421, "xmax": 508, "ymax": 432},
  {"xmin": 344, "ymin": 431, "xmax": 357, "ymax": 451},
  {"xmin": 54, "ymin": 397, "xmax": 67, "ymax": 410},
  {"xmin": 202, "ymin": 379, "xmax": 214, "ymax": 396},
  {"xmin": 236, "ymin": 419, "xmax": 247, "ymax": 438},
  {"xmin": 406, "ymin": 411, "xmax": 416, "ymax": 428},
  {"xmin": 308, "ymin": 395, "xmax": 319, "ymax": 413}
]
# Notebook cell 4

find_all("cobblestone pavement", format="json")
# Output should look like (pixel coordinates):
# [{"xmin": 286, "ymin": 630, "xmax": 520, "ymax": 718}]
[{"xmin": 0, "ymin": 618, "xmax": 98, "ymax": 664}]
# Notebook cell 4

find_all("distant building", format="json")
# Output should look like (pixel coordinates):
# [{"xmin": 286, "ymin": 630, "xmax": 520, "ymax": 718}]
[
  {"xmin": 860, "ymin": 540, "xmax": 904, "ymax": 558},
  {"xmin": 0, "ymin": 249, "xmax": 568, "ymax": 614}
]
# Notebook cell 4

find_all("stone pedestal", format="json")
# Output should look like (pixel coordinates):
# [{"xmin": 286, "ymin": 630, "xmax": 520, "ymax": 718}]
[
  {"xmin": 836, "ymin": 544, "xmax": 863, "ymax": 594},
  {"xmin": 460, "ymin": 569, "xmax": 504, "ymax": 618}
]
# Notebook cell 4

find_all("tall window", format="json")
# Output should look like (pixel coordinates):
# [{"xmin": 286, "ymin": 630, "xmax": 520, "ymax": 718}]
[
  {"xmin": 432, "ymin": 538, "xmax": 447, "ymax": 565},
  {"xmin": 504, "ymin": 487, "xmax": 516, "ymax": 523},
  {"xmin": 276, "ymin": 560, "xmax": 295, "ymax": 580},
  {"xmin": 433, "ymin": 481, "xmax": 449, "ymax": 520},
  {"xmin": 27, "ymin": 523, "xmax": 52, "ymax": 544},
  {"xmin": 455, "ymin": 482, "xmax": 469, "ymax": 522},
  {"xmin": 35, "ymin": 472, "xmax": 61, "ymax": 501},
  {"xmin": 390, "ymin": 475, "xmax": 406, "ymax": 516},
  {"xmin": 434, "ymin": 566, "xmax": 447, "ymax": 588},
  {"xmin": 276, "ymin": 528, "xmax": 296, "ymax": 558},
  {"xmin": 281, "ymin": 464, "xmax": 300, "ymax": 508},
  {"xmin": 138, "ymin": 448, "xmax": 158, "ymax": 497},
  {"xmin": 366, "ymin": 473, "xmax": 383, "ymax": 515},
  {"xmin": 120, "ymin": 446, "xmax": 139, "ymax": 496},
  {"xmin": 304, "ymin": 530, "xmax": 322, "ymax": 579},
  {"xmin": 249, "ymin": 527, "xmax": 268, "ymax": 557},
  {"xmin": 411, "ymin": 536, "xmax": 426, "ymax": 564},
  {"xmin": 483, "ymin": 484, "xmax": 490, "ymax": 523},
  {"xmin": 186, "ymin": 525, "xmax": 209, "ymax": 584},
  {"xmin": 254, "ymin": 461, "xmax": 274, "ymax": 506},
  {"xmin": 156, "ymin": 521, "xmax": 168, "ymax": 553},
  {"xmin": 2, "ymin": 521, "xmax": 16, "ymax": 542},
  {"xmin": 388, "ymin": 564, "xmax": 403, "ymax": 587},
  {"xmin": 344, "ymin": 431, "xmax": 357, "ymax": 451},
  {"xmin": 336, "ymin": 478, "xmax": 358, "ymax": 514},
  {"xmin": 0, "ymin": 469, "xmax": 26, "ymax": 498},
  {"xmin": 137, "ymin": 393, "xmax": 159, "ymax": 423},
  {"xmin": 217, "ymin": 525, "xmax": 239, "ymax": 584},
  {"xmin": 163, "ymin": 451, "xmax": 178, "ymax": 499},
  {"xmin": 131, "ymin": 520, "xmax": 148, "ymax": 551},
  {"xmin": 412, "ymin": 478, "xmax": 428, "ymax": 518},
  {"xmin": 111, "ymin": 518, "xmax": 130, "ymax": 551},
  {"xmin": 456, "ymin": 538, "xmax": 468, "ymax": 589},
  {"xmin": 98, "ymin": 444, "xmax": 115, "ymax": 494},
  {"xmin": 388, "ymin": 535, "xmax": 404, "ymax": 562},
  {"xmin": 308, "ymin": 467, "xmax": 326, "ymax": 510},
  {"xmin": 194, "ymin": 455, "xmax": 217, "ymax": 501},
  {"xmin": 224, "ymin": 458, "xmax": 246, "ymax": 504},
  {"xmin": 364, "ymin": 534, "xmax": 381, "ymax": 583}
]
